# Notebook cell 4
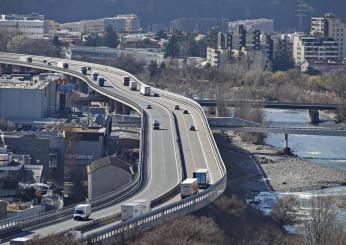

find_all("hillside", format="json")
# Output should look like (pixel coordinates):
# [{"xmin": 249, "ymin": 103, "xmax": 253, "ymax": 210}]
[{"xmin": 2, "ymin": 0, "xmax": 346, "ymax": 31}]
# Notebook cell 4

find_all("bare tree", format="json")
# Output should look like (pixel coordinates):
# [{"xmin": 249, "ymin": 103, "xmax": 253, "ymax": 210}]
[
  {"xmin": 272, "ymin": 195, "xmax": 300, "ymax": 225},
  {"xmin": 304, "ymin": 196, "xmax": 345, "ymax": 245}
]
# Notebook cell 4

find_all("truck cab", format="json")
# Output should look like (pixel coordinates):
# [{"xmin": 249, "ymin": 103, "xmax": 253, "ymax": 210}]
[{"xmin": 73, "ymin": 204, "xmax": 91, "ymax": 220}]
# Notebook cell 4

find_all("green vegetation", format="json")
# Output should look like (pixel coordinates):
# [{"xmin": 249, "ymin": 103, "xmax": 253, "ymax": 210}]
[{"xmin": 104, "ymin": 25, "xmax": 120, "ymax": 48}]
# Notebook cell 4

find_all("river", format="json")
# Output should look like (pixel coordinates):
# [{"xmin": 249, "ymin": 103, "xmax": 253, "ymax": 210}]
[
  {"xmin": 264, "ymin": 108, "xmax": 346, "ymax": 170},
  {"xmin": 254, "ymin": 109, "xmax": 346, "ymax": 230}
]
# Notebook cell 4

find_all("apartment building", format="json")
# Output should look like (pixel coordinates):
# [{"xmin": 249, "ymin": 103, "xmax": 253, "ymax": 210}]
[
  {"xmin": 62, "ymin": 14, "xmax": 140, "ymax": 34},
  {"xmin": 311, "ymin": 13, "xmax": 346, "ymax": 59},
  {"xmin": 293, "ymin": 33, "xmax": 338, "ymax": 64},
  {"xmin": 0, "ymin": 13, "xmax": 44, "ymax": 39},
  {"xmin": 206, "ymin": 47, "xmax": 230, "ymax": 67}
]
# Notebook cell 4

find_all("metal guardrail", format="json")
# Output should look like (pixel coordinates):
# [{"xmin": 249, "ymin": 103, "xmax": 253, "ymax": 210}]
[
  {"xmin": 0, "ymin": 58, "xmax": 148, "ymax": 237},
  {"xmin": 0, "ymin": 55, "xmax": 227, "ymax": 242},
  {"xmin": 82, "ymin": 175, "xmax": 227, "ymax": 243},
  {"xmin": 76, "ymin": 68, "xmax": 227, "ymax": 243}
]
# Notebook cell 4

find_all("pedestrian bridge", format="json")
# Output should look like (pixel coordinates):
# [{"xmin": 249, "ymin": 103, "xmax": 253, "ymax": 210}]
[{"xmin": 208, "ymin": 117, "xmax": 346, "ymax": 137}]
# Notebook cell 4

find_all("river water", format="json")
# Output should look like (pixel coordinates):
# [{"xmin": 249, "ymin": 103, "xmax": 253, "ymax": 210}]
[
  {"xmin": 254, "ymin": 109, "xmax": 346, "ymax": 230},
  {"xmin": 264, "ymin": 109, "xmax": 346, "ymax": 170}
]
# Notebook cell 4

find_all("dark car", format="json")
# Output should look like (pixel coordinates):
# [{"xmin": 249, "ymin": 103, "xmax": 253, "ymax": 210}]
[
  {"xmin": 174, "ymin": 105, "xmax": 180, "ymax": 110},
  {"xmin": 153, "ymin": 120, "xmax": 160, "ymax": 130},
  {"xmin": 153, "ymin": 93, "xmax": 160, "ymax": 97},
  {"xmin": 183, "ymin": 110, "xmax": 189, "ymax": 114},
  {"xmin": 42, "ymin": 59, "xmax": 47, "ymax": 63},
  {"xmin": 190, "ymin": 125, "xmax": 196, "ymax": 131},
  {"xmin": 147, "ymin": 104, "xmax": 152, "ymax": 109}
]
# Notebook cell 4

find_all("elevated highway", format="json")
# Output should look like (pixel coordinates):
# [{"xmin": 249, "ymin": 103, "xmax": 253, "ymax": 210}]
[{"xmin": 0, "ymin": 53, "xmax": 226, "ymax": 243}]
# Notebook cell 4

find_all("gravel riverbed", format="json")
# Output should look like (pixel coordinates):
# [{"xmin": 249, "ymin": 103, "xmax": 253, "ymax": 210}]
[{"xmin": 226, "ymin": 132, "xmax": 346, "ymax": 193}]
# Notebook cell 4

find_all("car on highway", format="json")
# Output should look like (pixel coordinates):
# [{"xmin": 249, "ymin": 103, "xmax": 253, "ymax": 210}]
[
  {"xmin": 190, "ymin": 125, "xmax": 196, "ymax": 131},
  {"xmin": 174, "ymin": 105, "xmax": 180, "ymax": 110},
  {"xmin": 153, "ymin": 93, "xmax": 160, "ymax": 97},
  {"xmin": 152, "ymin": 120, "xmax": 160, "ymax": 130},
  {"xmin": 147, "ymin": 104, "xmax": 152, "ymax": 109},
  {"xmin": 183, "ymin": 110, "xmax": 189, "ymax": 114},
  {"xmin": 42, "ymin": 59, "xmax": 47, "ymax": 63}
]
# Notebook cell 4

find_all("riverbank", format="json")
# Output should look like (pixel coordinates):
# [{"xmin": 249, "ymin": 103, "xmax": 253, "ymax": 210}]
[{"xmin": 225, "ymin": 132, "xmax": 346, "ymax": 193}]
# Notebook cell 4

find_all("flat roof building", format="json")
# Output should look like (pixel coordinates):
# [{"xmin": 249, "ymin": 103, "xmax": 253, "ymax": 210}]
[
  {"xmin": 0, "ymin": 13, "xmax": 44, "ymax": 39},
  {"xmin": 229, "ymin": 18, "xmax": 274, "ymax": 34}
]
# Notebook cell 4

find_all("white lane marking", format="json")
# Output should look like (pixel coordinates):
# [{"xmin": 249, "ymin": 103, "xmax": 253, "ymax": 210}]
[
  {"xmin": 181, "ymin": 112, "xmax": 197, "ymax": 175},
  {"xmin": 190, "ymin": 113, "xmax": 214, "ymax": 184}
]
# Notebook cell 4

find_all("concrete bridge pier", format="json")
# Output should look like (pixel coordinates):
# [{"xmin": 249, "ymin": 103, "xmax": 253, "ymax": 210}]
[
  {"xmin": 108, "ymin": 100, "xmax": 115, "ymax": 113},
  {"xmin": 308, "ymin": 109, "xmax": 319, "ymax": 124},
  {"xmin": 115, "ymin": 101, "xmax": 124, "ymax": 114},
  {"xmin": 122, "ymin": 104, "xmax": 131, "ymax": 115}
]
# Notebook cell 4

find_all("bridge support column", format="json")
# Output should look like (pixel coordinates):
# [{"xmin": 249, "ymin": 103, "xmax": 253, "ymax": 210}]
[
  {"xmin": 115, "ymin": 101, "xmax": 123, "ymax": 114},
  {"xmin": 283, "ymin": 133, "xmax": 292, "ymax": 154},
  {"xmin": 108, "ymin": 100, "xmax": 115, "ymax": 113},
  {"xmin": 122, "ymin": 104, "xmax": 131, "ymax": 115},
  {"xmin": 308, "ymin": 109, "xmax": 319, "ymax": 124}
]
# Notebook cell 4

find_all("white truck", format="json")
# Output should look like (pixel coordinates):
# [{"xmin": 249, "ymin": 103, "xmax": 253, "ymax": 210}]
[
  {"xmin": 57, "ymin": 61, "xmax": 69, "ymax": 69},
  {"xmin": 193, "ymin": 169, "xmax": 210, "ymax": 188},
  {"xmin": 140, "ymin": 85, "xmax": 151, "ymax": 96},
  {"xmin": 129, "ymin": 81, "xmax": 137, "ymax": 91},
  {"xmin": 180, "ymin": 178, "xmax": 198, "ymax": 199},
  {"xmin": 121, "ymin": 199, "xmax": 151, "ymax": 222},
  {"xmin": 73, "ymin": 204, "xmax": 91, "ymax": 220},
  {"xmin": 19, "ymin": 56, "xmax": 32, "ymax": 63},
  {"xmin": 10, "ymin": 237, "xmax": 31, "ymax": 245}
]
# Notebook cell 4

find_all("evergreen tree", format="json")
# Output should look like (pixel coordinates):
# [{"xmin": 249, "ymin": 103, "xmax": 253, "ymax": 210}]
[
  {"xmin": 156, "ymin": 29, "xmax": 168, "ymax": 39},
  {"xmin": 165, "ymin": 35, "xmax": 180, "ymax": 58},
  {"xmin": 104, "ymin": 25, "xmax": 119, "ymax": 48},
  {"xmin": 148, "ymin": 60, "xmax": 158, "ymax": 78},
  {"xmin": 187, "ymin": 39, "xmax": 200, "ymax": 57},
  {"xmin": 273, "ymin": 39, "xmax": 294, "ymax": 71}
]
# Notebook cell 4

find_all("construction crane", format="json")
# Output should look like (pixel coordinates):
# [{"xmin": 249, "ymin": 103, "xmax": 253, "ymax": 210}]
[{"xmin": 296, "ymin": 0, "xmax": 313, "ymax": 31}]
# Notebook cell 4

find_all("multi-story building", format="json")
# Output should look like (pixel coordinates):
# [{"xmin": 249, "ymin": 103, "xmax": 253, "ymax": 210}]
[
  {"xmin": 118, "ymin": 14, "xmax": 141, "ymax": 32},
  {"xmin": 170, "ymin": 17, "xmax": 228, "ymax": 33},
  {"xmin": 245, "ymin": 29, "xmax": 261, "ymax": 51},
  {"xmin": 62, "ymin": 14, "xmax": 141, "ymax": 34},
  {"xmin": 311, "ymin": 17, "xmax": 326, "ymax": 36},
  {"xmin": 229, "ymin": 18, "xmax": 274, "ymax": 34},
  {"xmin": 206, "ymin": 47, "xmax": 230, "ymax": 67},
  {"xmin": 231, "ymin": 25, "xmax": 246, "ymax": 50},
  {"xmin": 0, "ymin": 13, "xmax": 44, "ymax": 39},
  {"xmin": 311, "ymin": 13, "xmax": 346, "ymax": 59},
  {"xmin": 324, "ymin": 13, "xmax": 346, "ymax": 59},
  {"xmin": 293, "ymin": 33, "xmax": 339, "ymax": 64},
  {"xmin": 260, "ymin": 33, "xmax": 274, "ymax": 61},
  {"xmin": 0, "ymin": 78, "xmax": 58, "ymax": 120}
]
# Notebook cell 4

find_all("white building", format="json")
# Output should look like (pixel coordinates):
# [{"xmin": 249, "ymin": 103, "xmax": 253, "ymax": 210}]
[
  {"xmin": 206, "ymin": 47, "xmax": 230, "ymax": 67},
  {"xmin": 0, "ymin": 77, "xmax": 58, "ymax": 120},
  {"xmin": 324, "ymin": 13, "xmax": 346, "ymax": 59},
  {"xmin": 61, "ymin": 14, "xmax": 141, "ymax": 35},
  {"xmin": 293, "ymin": 33, "xmax": 338, "ymax": 64},
  {"xmin": 114, "ymin": 14, "xmax": 141, "ymax": 32},
  {"xmin": 311, "ymin": 13, "xmax": 346, "ymax": 59},
  {"xmin": 0, "ymin": 14, "xmax": 44, "ymax": 39},
  {"xmin": 228, "ymin": 18, "xmax": 274, "ymax": 33}
]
